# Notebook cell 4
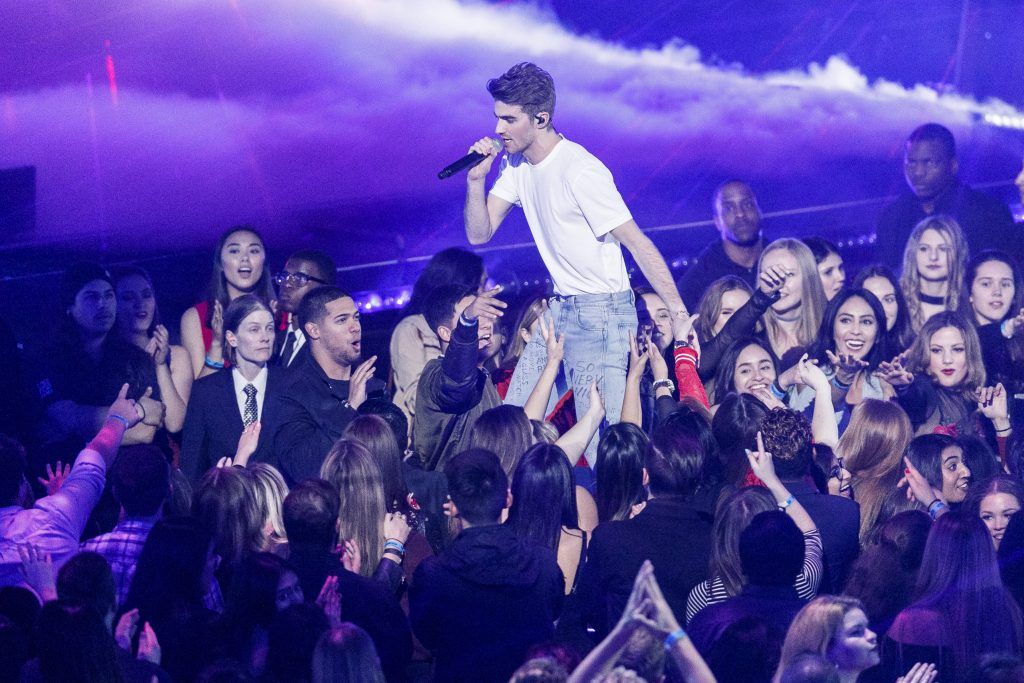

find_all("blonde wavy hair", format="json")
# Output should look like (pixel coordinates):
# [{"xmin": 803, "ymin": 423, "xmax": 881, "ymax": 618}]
[
  {"xmin": 898, "ymin": 215, "xmax": 969, "ymax": 332},
  {"xmin": 775, "ymin": 595, "xmax": 867, "ymax": 682}
]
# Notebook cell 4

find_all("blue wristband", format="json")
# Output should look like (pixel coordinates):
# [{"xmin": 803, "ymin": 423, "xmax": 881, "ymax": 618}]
[
  {"xmin": 205, "ymin": 356, "xmax": 225, "ymax": 370},
  {"xmin": 107, "ymin": 414, "xmax": 130, "ymax": 430},
  {"xmin": 664, "ymin": 629, "xmax": 686, "ymax": 648},
  {"xmin": 779, "ymin": 496, "xmax": 795, "ymax": 510}
]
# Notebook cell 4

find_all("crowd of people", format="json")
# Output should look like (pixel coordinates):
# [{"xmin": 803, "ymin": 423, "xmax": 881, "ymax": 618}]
[{"xmin": 3, "ymin": 60, "xmax": 1024, "ymax": 683}]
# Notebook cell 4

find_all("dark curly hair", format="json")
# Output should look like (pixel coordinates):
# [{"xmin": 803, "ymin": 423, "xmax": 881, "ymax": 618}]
[{"xmin": 759, "ymin": 409, "xmax": 813, "ymax": 479}]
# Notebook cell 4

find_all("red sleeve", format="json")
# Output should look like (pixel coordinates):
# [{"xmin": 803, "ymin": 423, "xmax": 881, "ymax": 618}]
[{"xmin": 673, "ymin": 346, "xmax": 709, "ymax": 409}]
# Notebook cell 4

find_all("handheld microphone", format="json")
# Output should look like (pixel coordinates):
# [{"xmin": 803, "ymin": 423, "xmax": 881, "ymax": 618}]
[{"xmin": 438, "ymin": 139, "xmax": 502, "ymax": 179}]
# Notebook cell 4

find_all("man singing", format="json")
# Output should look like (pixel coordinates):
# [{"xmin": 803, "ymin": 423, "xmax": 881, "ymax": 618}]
[{"xmin": 463, "ymin": 62, "xmax": 686, "ymax": 464}]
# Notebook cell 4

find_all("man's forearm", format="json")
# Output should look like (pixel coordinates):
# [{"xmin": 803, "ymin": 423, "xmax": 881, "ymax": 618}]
[
  {"xmin": 86, "ymin": 415, "xmax": 129, "ymax": 466},
  {"xmin": 627, "ymin": 233, "xmax": 686, "ymax": 313},
  {"xmin": 464, "ymin": 179, "xmax": 493, "ymax": 245}
]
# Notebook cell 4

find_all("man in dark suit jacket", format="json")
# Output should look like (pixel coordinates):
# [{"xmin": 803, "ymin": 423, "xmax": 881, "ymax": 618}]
[
  {"xmin": 576, "ymin": 419, "xmax": 714, "ymax": 638},
  {"xmin": 761, "ymin": 409, "xmax": 860, "ymax": 593},
  {"xmin": 180, "ymin": 365, "xmax": 285, "ymax": 483},
  {"xmin": 877, "ymin": 123, "xmax": 1017, "ymax": 268},
  {"xmin": 271, "ymin": 249, "xmax": 336, "ymax": 369},
  {"xmin": 272, "ymin": 286, "xmax": 384, "ymax": 484}
]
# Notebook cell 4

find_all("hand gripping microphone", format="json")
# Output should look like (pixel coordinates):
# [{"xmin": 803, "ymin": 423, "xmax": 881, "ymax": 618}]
[{"xmin": 438, "ymin": 139, "xmax": 503, "ymax": 179}]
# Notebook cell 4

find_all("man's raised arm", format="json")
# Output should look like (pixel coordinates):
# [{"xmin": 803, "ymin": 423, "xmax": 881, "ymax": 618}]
[{"xmin": 464, "ymin": 137, "xmax": 512, "ymax": 245}]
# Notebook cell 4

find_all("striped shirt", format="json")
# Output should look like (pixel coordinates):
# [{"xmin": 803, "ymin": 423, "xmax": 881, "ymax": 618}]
[{"xmin": 685, "ymin": 529, "xmax": 824, "ymax": 624}]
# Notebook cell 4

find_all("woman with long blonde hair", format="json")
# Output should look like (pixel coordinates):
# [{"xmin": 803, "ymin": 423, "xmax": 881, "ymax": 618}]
[
  {"xmin": 836, "ymin": 400, "xmax": 913, "ymax": 544},
  {"xmin": 757, "ymin": 239, "xmax": 828, "ymax": 368},
  {"xmin": 898, "ymin": 215, "xmax": 969, "ymax": 332},
  {"xmin": 250, "ymin": 463, "xmax": 289, "ymax": 555}
]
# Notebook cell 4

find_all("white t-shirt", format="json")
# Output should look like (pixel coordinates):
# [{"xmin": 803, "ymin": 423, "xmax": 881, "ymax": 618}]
[{"xmin": 489, "ymin": 138, "xmax": 632, "ymax": 296}]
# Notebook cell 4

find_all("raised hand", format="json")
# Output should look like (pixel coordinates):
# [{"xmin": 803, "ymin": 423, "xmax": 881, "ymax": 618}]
[
  {"xmin": 384, "ymin": 511, "xmax": 411, "ymax": 545},
  {"xmin": 210, "ymin": 300, "xmax": 224, "ymax": 344},
  {"xmin": 976, "ymin": 383, "xmax": 1010, "ymax": 423},
  {"xmin": 877, "ymin": 354, "xmax": 914, "ymax": 387},
  {"xmin": 796, "ymin": 353, "xmax": 831, "ymax": 393},
  {"xmin": 233, "ymin": 421, "xmax": 261, "ymax": 467},
  {"xmin": 115, "ymin": 608, "xmax": 140, "ymax": 651},
  {"xmin": 463, "ymin": 285, "xmax": 506, "ymax": 321},
  {"xmin": 759, "ymin": 264, "xmax": 789, "ymax": 296},
  {"xmin": 537, "ymin": 313, "xmax": 565, "ymax": 366},
  {"xmin": 900, "ymin": 456, "xmax": 943, "ymax": 506},
  {"xmin": 1004, "ymin": 308, "xmax": 1024, "ymax": 338},
  {"xmin": 37, "ymin": 461, "xmax": 71, "ymax": 496},
  {"xmin": 347, "ymin": 356, "xmax": 378, "ymax": 409},
  {"xmin": 149, "ymin": 325, "xmax": 171, "ymax": 366},
  {"xmin": 646, "ymin": 333, "xmax": 669, "ymax": 381},
  {"xmin": 585, "ymin": 380, "xmax": 605, "ymax": 419},
  {"xmin": 18, "ymin": 543, "xmax": 56, "ymax": 602},
  {"xmin": 897, "ymin": 662, "xmax": 938, "ymax": 683},
  {"xmin": 825, "ymin": 349, "xmax": 869, "ymax": 383},
  {"xmin": 745, "ymin": 431, "xmax": 781, "ymax": 489},
  {"xmin": 137, "ymin": 621, "xmax": 161, "ymax": 664},
  {"xmin": 137, "ymin": 387, "xmax": 166, "ymax": 427},
  {"xmin": 109, "ymin": 383, "xmax": 143, "ymax": 429},
  {"xmin": 315, "ymin": 575, "xmax": 343, "ymax": 630},
  {"xmin": 670, "ymin": 311, "xmax": 699, "ymax": 346},
  {"xmin": 340, "ymin": 539, "xmax": 362, "ymax": 575},
  {"xmin": 466, "ymin": 137, "xmax": 501, "ymax": 182},
  {"xmin": 627, "ymin": 330, "xmax": 649, "ymax": 378}
]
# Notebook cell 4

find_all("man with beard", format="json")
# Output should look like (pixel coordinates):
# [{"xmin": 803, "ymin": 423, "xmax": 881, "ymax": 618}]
[
  {"xmin": 414, "ymin": 283, "xmax": 506, "ymax": 470},
  {"xmin": 877, "ymin": 123, "xmax": 1017, "ymax": 268},
  {"xmin": 677, "ymin": 180, "xmax": 765, "ymax": 311},
  {"xmin": 273, "ymin": 286, "xmax": 382, "ymax": 483},
  {"xmin": 271, "ymin": 249, "xmax": 336, "ymax": 368}
]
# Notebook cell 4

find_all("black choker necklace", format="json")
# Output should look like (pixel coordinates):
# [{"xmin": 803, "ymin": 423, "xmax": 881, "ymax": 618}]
[{"xmin": 918, "ymin": 292, "xmax": 945, "ymax": 306}]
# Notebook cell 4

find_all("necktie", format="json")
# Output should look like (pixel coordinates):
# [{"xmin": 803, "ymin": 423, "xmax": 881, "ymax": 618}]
[
  {"xmin": 280, "ymin": 329, "xmax": 297, "ymax": 366},
  {"xmin": 242, "ymin": 384, "xmax": 258, "ymax": 427}
]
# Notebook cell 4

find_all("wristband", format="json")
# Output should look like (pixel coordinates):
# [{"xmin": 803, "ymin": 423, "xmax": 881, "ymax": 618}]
[
  {"xmin": 137, "ymin": 401, "xmax": 147, "ymax": 424},
  {"xmin": 928, "ymin": 499, "xmax": 947, "ymax": 519},
  {"xmin": 107, "ymin": 413, "xmax": 130, "ymax": 430},
  {"xmin": 770, "ymin": 380, "xmax": 787, "ymax": 399},
  {"xmin": 778, "ymin": 495, "xmax": 794, "ymax": 510},
  {"xmin": 673, "ymin": 339, "xmax": 691, "ymax": 349},
  {"xmin": 205, "ymin": 356, "xmax": 225, "ymax": 370},
  {"xmin": 459, "ymin": 313, "xmax": 478, "ymax": 327},
  {"xmin": 996, "ymin": 426, "xmax": 1012, "ymax": 435},
  {"xmin": 829, "ymin": 373, "xmax": 852, "ymax": 391},
  {"xmin": 664, "ymin": 629, "xmax": 686, "ymax": 648}
]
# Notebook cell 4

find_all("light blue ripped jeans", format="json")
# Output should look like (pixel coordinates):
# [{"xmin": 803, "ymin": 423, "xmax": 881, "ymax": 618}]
[{"xmin": 504, "ymin": 289, "xmax": 637, "ymax": 467}]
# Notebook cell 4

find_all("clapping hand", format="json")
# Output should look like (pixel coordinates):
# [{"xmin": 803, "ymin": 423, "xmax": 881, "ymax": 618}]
[
  {"xmin": 896, "ymin": 662, "xmax": 938, "ymax": 683},
  {"xmin": 316, "ymin": 575, "xmax": 343, "ymax": 630},
  {"xmin": 347, "ymin": 356, "xmax": 378, "ymax": 410}
]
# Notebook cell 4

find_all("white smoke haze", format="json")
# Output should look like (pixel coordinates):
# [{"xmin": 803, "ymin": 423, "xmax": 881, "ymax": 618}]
[{"xmin": 0, "ymin": 0, "xmax": 1020, "ymax": 254}]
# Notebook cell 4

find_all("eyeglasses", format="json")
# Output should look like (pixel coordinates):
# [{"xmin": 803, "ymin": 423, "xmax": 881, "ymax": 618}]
[{"xmin": 273, "ymin": 271, "xmax": 328, "ymax": 288}]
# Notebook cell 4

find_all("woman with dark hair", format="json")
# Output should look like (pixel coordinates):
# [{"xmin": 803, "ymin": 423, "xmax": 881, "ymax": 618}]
[
  {"xmin": 999, "ymin": 513, "xmax": 1024, "ymax": 611},
  {"xmin": 594, "ymin": 423, "xmax": 649, "ymax": 523},
  {"xmin": 965, "ymin": 475, "xmax": 1023, "ymax": 549},
  {"xmin": 312, "ymin": 623, "xmax": 386, "ymax": 683},
  {"xmin": 711, "ymin": 392, "xmax": 770, "ymax": 487},
  {"xmin": 26, "ymin": 600, "xmax": 124, "ymax": 682},
  {"xmin": 215, "ymin": 552, "xmax": 305, "ymax": 677},
  {"xmin": 883, "ymin": 512, "xmax": 1024, "ymax": 680},
  {"xmin": 181, "ymin": 294, "xmax": 284, "ymax": 482},
  {"xmin": 693, "ymin": 270, "xmax": 783, "ymax": 384},
  {"xmin": 181, "ymin": 226, "xmax": 275, "ymax": 379},
  {"xmin": 123, "ymin": 516, "xmax": 220, "ymax": 681},
  {"xmin": 836, "ymin": 399, "xmax": 912, "ymax": 544},
  {"xmin": 898, "ymin": 216, "xmax": 969, "ymax": 333},
  {"xmin": 390, "ymin": 247, "xmax": 485, "ymax": 427},
  {"xmin": 506, "ymin": 443, "xmax": 591, "ymax": 594},
  {"xmin": 192, "ymin": 466, "xmax": 265, "ymax": 592},
  {"xmin": 963, "ymin": 250, "xmax": 1024, "ymax": 426},
  {"xmin": 854, "ymin": 265, "xmax": 914, "ymax": 358},
  {"xmin": 902, "ymin": 433, "xmax": 972, "ymax": 510},
  {"xmin": 804, "ymin": 289, "xmax": 893, "ymax": 433},
  {"xmin": 845, "ymin": 511, "xmax": 931, "ymax": 636},
  {"xmin": 802, "ymin": 236, "xmax": 846, "ymax": 301},
  {"xmin": 712, "ymin": 337, "xmax": 779, "ymax": 407},
  {"xmin": 685, "ymin": 486, "xmax": 823, "ymax": 624},
  {"xmin": 112, "ymin": 265, "xmax": 191, "ymax": 432},
  {"xmin": 880, "ymin": 311, "xmax": 1009, "ymax": 440}
]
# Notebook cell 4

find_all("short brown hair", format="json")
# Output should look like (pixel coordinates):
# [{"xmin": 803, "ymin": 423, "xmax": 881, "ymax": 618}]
[{"xmin": 487, "ymin": 63, "xmax": 555, "ymax": 124}]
